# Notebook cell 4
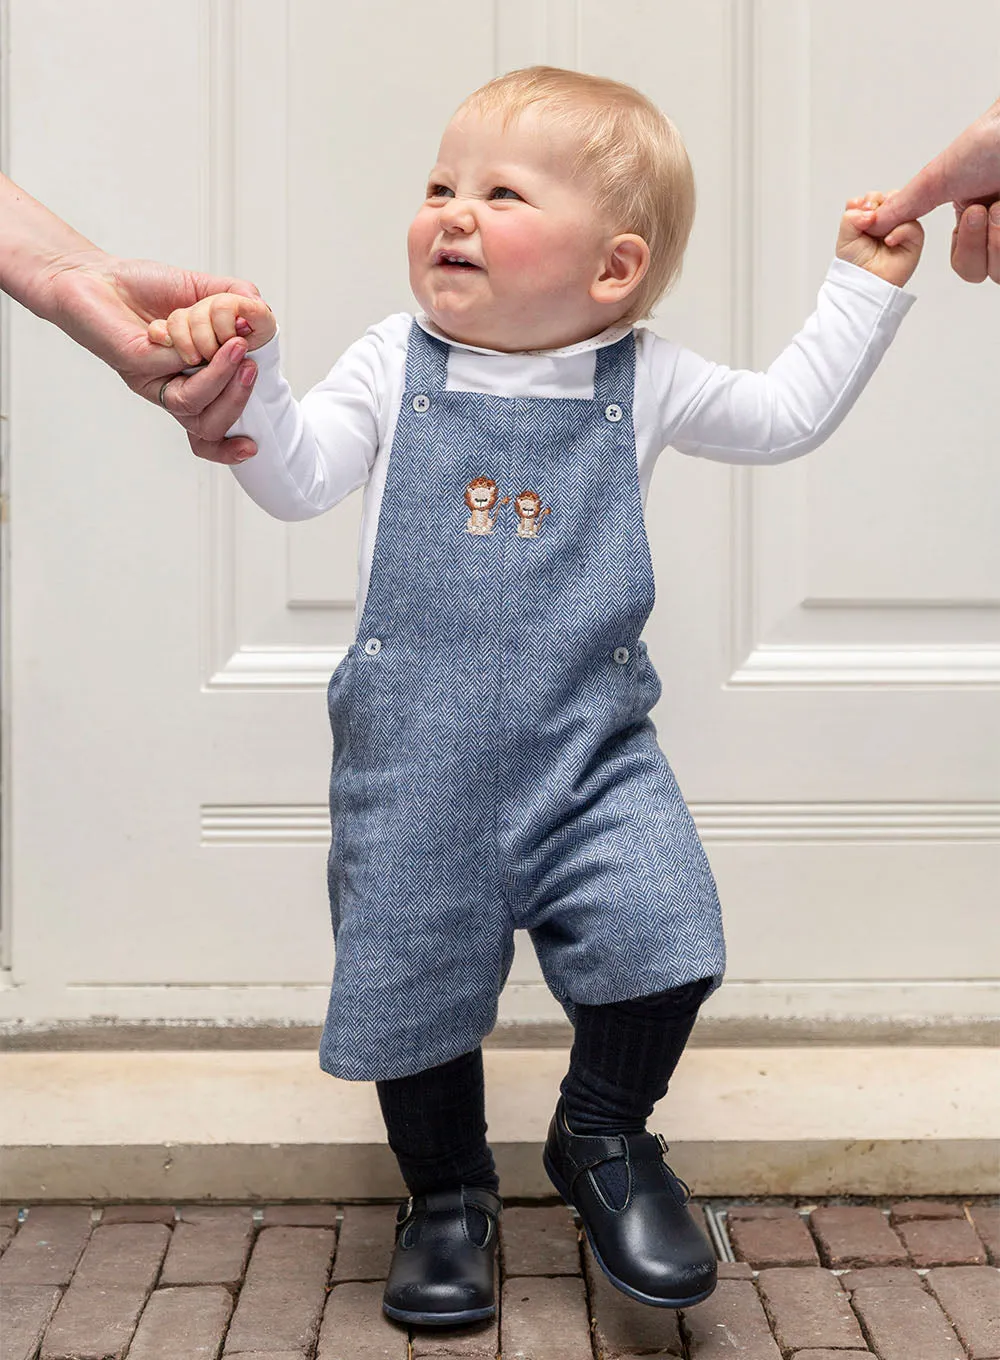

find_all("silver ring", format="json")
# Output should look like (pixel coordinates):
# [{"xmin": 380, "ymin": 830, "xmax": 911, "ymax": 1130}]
[{"xmin": 157, "ymin": 376, "xmax": 176, "ymax": 409}]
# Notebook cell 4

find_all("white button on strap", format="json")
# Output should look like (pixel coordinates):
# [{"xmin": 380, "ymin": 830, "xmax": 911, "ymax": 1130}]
[
  {"xmin": 364, "ymin": 637, "xmax": 382, "ymax": 655},
  {"xmin": 605, "ymin": 403, "xmax": 623, "ymax": 422},
  {"xmin": 613, "ymin": 646, "xmax": 630, "ymax": 664},
  {"xmin": 412, "ymin": 394, "xmax": 430, "ymax": 413}
]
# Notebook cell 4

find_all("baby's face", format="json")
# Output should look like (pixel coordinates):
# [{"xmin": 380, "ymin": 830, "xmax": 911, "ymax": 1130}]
[{"xmin": 408, "ymin": 106, "xmax": 622, "ymax": 353}]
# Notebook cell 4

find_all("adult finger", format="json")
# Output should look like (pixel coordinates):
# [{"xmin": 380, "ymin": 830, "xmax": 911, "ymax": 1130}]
[
  {"xmin": 156, "ymin": 344, "xmax": 259, "ymax": 462},
  {"xmin": 159, "ymin": 336, "xmax": 250, "ymax": 422},
  {"xmin": 870, "ymin": 161, "xmax": 948, "ymax": 236},
  {"xmin": 188, "ymin": 358, "xmax": 260, "ymax": 448},
  {"xmin": 187, "ymin": 272, "xmax": 262, "ymax": 304},
  {"xmin": 952, "ymin": 203, "xmax": 989, "ymax": 282},
  {"xmin": 178, "ymin": 354, "xmax": 260, "ymax": 465},
  {"xmin": 187, "ymin": 427, "xmax": 258, "ymax": 466}
]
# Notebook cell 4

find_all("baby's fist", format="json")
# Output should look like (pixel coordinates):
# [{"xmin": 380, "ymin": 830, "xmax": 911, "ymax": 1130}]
[
  {"xmin": 836, "ymin": 190, "xmax": 923, "ymax": 288},
  {"xmin": 147, "ymin": 293, "xmax": 276, "ymax": 367}
]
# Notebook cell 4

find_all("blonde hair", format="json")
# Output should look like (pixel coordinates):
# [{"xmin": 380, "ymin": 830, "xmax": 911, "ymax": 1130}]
[{"xmin": 455, "ymin": 66, "xmax": 695, "ymax": 325}]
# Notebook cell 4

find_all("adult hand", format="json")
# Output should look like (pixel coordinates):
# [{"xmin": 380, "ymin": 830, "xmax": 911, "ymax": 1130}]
[
  {"xmin": 46, "ymin": 249, "xmax": 261, "ymax": 461},
  {"xmin": 869, "ymin": 97, "xmax": 1000, "ymax": 283}
]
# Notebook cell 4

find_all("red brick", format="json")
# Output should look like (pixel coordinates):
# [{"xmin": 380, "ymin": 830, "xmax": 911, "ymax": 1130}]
[
  {"xmin": 411, "ymin": 1286, "xmax": 500, "ymax": 1359},
  {"xmin": 851, "ymin": 1285, "xmax": 966, "ymax": 1360},
  {"xmin": 316, "ymin": 1280, "xmax": 409, "ymax": 1357},
  {"xmin": 582, "ymin": 1239, "xmax": 683, "ymax": 1357},
  {"xmin": 757, "ymin": 1267, "xmax": 865, "ymax": 1353},
  {"xmin": 897, "ymin": 1217, "xmax": 988, "ymax": 1267},
  {"xmin": 727, "ymin": 1205, "xmax": 803, "ymax": 1221},
  {"xmin": 329, "ymin": 1205, "xmax": 395, "ymax": 1282},
  {"xmin": 889, "ymin": 1200, "xmax": 966, "ymax": 1225},
  {"xmin": 839, "ymin": 1265, "xmax": 923, "ymax": 1290},
  {"xmin": 717, "ymin": 1261, "xmax": 754, "ymax": 1278},
  {"xmin": 501, "ymin": 1275, "xmax": 592, "ymax": 1360},
  {"xmin": 727, "ymin": 1209, "xmax": 820, "ymax": 1268},
  {"xmin": 0, "ymin": 1206, "xmax": 21, "ymax": 1228},
  {"xmin": 160, "ymin": 1212, "xmax": 253, "ymax": 1287},
  {"xmin": 499, "ymin": 1204, "xmax": 580, "ymax": 1276},
  {"xmin": 0, "ymin": 1206, "xmax": 93, "ymax": 1286},
  {"xmin": 0, "ymin": 1284, "xmax": 61, "ymax": 1360},
  {"xmin": 127, "ymin": 1285, "xmax": 232, "ymax": 1359},
  {"xmin": 926, "ymin": 1266, "xmax": 1000, "ymax": 1359},
  {"xmin": 98, "ymin": 1204, "xmax": 176, "ymax": 1225},
  {"xmin": 787, "ymin": 1353, "xmax": 872, "ymax": 1359},
  {"xmin": 261, "ymin": 1203, "xmax": 340, "ymax": 1227},
  {"xmin": 681, "ymin": 1279, "xmax": 781, "ymax": 1358},
  {"xmin": 73, "ymin": 1223, "xmax": 170, "ymax": 1288},
  {"xmin": 39, "ymin": 1284, "xmax": 150, "ymax": 1360},
  {"xmin": 809, "ymin": 1207, "xmax": 906, "ymax": 1268},
  {"xmin": 970, "ymin": 1206, "xmax": 1000, "ymax": 1265},
  {"xmin": 223, "ymin": 1226, "xmax": 334, "ymax": 1354}
]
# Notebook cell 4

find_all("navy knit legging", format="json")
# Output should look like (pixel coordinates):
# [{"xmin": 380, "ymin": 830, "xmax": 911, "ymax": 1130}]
[{"xmin": 375, "ymin": 976, "xmax": 713, "ymax": 1196}]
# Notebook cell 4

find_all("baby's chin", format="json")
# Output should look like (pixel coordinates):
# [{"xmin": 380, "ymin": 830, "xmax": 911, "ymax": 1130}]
[{"xmin": 414, "ymin": 294, "xmax": 500, "ymax": 344}]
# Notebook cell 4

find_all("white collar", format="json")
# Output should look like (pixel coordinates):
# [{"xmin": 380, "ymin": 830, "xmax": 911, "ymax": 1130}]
[{"xmin": 414, "ymin": 312, "xmax": 634, "ymax": 358}]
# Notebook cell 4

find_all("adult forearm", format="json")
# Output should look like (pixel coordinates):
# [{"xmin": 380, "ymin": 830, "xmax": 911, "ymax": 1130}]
[{"xmin": 0, "ymin": 171, "xmax": 103, "ymax": 322}]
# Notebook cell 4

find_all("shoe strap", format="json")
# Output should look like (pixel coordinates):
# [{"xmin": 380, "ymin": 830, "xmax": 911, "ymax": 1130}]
[
  {"xmin": 398, "ymin": 1184, "xmax": 502, "ymax": 1226},
  {"xmin": 561, "ymin": 1128, "xmax": 630, "ymax": 1186},
  {"xmin": 629, "ymin": 1131, "xmax": 693, "ymax": 1203},
  {"xmin": 461, "ymin": 1185, "xmax": 503, "ymax": 1218},
  {"xmin": 559, "ymin": 1110, "xmax": 690, "ymax": 1200}
]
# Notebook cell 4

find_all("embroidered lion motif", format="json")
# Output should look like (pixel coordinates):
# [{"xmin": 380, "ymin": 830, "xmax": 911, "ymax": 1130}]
[
  {"xmin": 464, "ymin": 477, "xmax": 502, "ymax": 534},
  {"xmin": 505, "ymin": 490, "xmax": 551, "ymax": 539}
]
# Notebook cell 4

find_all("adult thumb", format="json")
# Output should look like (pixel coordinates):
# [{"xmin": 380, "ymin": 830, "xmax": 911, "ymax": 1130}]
[{"xmin": 188, "ymin": 272, "xmax": 263, "ymax": 303}]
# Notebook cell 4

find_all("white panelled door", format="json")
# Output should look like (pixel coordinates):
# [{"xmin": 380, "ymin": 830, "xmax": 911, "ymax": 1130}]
[{"xmin": 3, "ymin": 0, "xmax": 997, "ymax": 1029}]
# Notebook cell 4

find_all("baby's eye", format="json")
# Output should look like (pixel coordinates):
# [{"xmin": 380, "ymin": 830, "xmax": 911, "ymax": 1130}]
[
  {"xmin": 489, "ymin": 186, "xmax": 521, "ymax": 200},
  {"xmin": 427, "ymin": 184, "xmax": 453, "ymax": 198}
]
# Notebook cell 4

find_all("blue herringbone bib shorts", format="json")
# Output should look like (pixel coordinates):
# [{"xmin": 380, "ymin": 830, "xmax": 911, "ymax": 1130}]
[{"xmin": 321, "ymin": 321, "xmax": 726, "ymax": 1081}]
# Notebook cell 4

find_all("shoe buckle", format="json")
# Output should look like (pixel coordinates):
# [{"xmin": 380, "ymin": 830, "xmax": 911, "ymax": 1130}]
[{"xmin": 654, "ymin": 1130, "xmax": 670, "ymax": 1159}]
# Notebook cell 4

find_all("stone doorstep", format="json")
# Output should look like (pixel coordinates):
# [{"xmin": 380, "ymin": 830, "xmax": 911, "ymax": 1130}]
[{"xmin": 0, "ymin": 1046, "xmax": 997, "ymax": 1201}]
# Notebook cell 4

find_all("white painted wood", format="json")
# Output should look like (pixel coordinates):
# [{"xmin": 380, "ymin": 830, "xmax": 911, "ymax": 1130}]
[{"xmin": 2, "ymin": 0, "xmax": 997, "ymax": 1027}]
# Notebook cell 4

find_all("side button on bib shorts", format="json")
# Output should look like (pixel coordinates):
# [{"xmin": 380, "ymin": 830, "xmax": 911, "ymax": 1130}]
[{"xmin": 321, "ymin": 321, "xmax": 726, "ymax": 1081}]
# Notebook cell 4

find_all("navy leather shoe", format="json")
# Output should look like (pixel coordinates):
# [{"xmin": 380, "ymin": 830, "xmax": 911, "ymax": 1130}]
[
  {"xmin": 382, "ymin": 1184, "xmax": 502, "ymax": 1327},
  {"xmin": 543, "ymin": 1095, "xmax": 717, "ymax": 1308}
]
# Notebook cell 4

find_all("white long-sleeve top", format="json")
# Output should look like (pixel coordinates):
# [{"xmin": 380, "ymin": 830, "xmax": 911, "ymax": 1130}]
[{"xmin": 227, "ymin": 256, "xmax": 915, "ymax": 632}]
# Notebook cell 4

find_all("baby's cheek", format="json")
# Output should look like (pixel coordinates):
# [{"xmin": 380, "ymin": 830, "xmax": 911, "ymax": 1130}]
[
  {"xmin": 495, "ymin": 228, "xmax": 587, "ymax": 288},
  {"xmin": 406, "ymin": 212, "xmax": 434, "ymax": 264}
]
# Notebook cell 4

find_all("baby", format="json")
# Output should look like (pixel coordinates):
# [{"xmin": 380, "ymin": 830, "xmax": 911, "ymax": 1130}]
[{"xmin": 149, "ymin": 66, "xmax": 921, "ymax": 1328}]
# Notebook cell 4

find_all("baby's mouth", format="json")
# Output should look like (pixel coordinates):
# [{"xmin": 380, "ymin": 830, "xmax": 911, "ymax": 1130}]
[{"xmin": 434, "ymin": 251, "xmax": 483, "ymax": 271}]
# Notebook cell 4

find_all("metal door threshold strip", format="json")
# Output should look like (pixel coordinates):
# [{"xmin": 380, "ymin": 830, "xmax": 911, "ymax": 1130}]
[{"xmin": 701, "ymin": 1202, "xmax": 736, "ymax": 1261}]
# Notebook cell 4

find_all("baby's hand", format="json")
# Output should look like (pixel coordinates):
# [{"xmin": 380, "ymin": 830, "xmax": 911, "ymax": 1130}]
[
  {"xmin": 836, "ymin": 191, "xmax": 923, "ymax": 287},
  {"xmin": 147, "ymin": 293, "xmax": 276, "ymax": 367}
]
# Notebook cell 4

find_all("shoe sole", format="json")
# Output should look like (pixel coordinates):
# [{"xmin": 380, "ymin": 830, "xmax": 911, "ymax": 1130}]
[
  {"xmin": 542, "ymin": 1146, "xmax": 717, "ymax": 1310},
  {"xmin": 382, "ymin": 1299, "xmax": 497, "ymax": 1326}
]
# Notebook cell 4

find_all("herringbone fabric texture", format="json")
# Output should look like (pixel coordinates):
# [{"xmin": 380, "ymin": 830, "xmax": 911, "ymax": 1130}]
[{"xmin": 320, "ymin": 321, "xmax": 725, "ymax": 1081}]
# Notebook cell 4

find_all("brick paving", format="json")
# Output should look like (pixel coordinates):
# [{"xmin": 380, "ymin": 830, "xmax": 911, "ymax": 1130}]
[{"xmin": 0, "ymin": 1197, "xmax": 996, "ymax": 1359}]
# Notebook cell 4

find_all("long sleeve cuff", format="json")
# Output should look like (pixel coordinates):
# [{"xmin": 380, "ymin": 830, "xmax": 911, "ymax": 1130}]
[{"xmin": 825, "ymin": 255, "xmax": 917, "ymax": 324}]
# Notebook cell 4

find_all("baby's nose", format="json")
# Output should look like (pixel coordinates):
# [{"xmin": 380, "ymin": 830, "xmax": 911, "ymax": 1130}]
[{"xmin": 440, "ymin": 198, "xmax": 475, "ymax": 226}]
